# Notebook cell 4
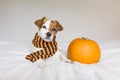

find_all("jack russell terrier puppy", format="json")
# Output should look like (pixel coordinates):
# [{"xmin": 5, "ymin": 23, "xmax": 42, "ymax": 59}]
[{"xmin": 25, "ymin": 17, "xmax": 71, "ymax": 68}]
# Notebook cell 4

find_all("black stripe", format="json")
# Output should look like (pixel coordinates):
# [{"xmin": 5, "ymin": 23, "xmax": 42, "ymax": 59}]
[
  {"xmin": 38, "ymin": 54, "xmax": 41, "ymax": 59},
  {"xmin": 41, "ymin": 55, "xmax": 43, "ymax": 59},
  {"xmin": 46, "ymin": 42, "xmax": 52, "ymax": 54},
  {"xmin": 39, "ymin": 37, "xmax": 41, "ymax": 48},
  {"xmin": 42, "ymin": 40, "xmax": 49, "ymax": 56},
  {"xmin": 36, "ymin": 36, "xmax": 39, "ymax": 47},
  {"xmin": 39, "ymin": 38, "xmax": 41, "ymax": 48},
  {"xmin": 53, "ymin": 37, "xmax": 57, "ymax": 52},
  {"xmin": 38, "ymin": 51, "xmax": 42, "ymax": 59},
  {"xmin": 39, "ymin": 50, "xmax": 43, "ymax": 55},
  {"xmin": 36, "ymin": 51, "xmax": 40, "ymax": 55},
  {"xmin": 46, "ymin": 42, "xmax": 51, "ymax": 54},
  {"xmin": 30, "ymin": 53, "xmax": 36, "ymax": 62},
  {"xmin": 50, "ymin": 42, "xmax": 55, "ymax": 53},
  {"xmin": 35, "ymin": 33, "xmax": 38, "ymax": 42},
  {"xmin": 34, "ymin": 52, "xmax": 39, "ymax": 59},
  {"xmin": 55, "ymin": 42, "xmax": 58, "ymax": 51},
  {"xmin": 33, "ymin": 52, "xmax": 37, "ymax": 59},
  {"xmin": 42, "ymin": 40, "xmax": 45, "ymax": 48},
  {"xmin": 35, "ymin": 33, "xmax": 38, "ymax": 47},
  {"xmin": 32, "ymin": 52, "xmax": 37, "ymax": 61},
  {"xmin": 30, "ymin": 53, "xmax": 34, "ymax": 58},
  {"xmin": 40, "ymin": 39, "xmax": 45, "ymax": 57},
  {"xmin": 44, "ymin": 47, "xmax": 48, "ymax": 55},
  {"xmin": 54, "ymin": 41, "xmax": 57, "ymax": 51}
]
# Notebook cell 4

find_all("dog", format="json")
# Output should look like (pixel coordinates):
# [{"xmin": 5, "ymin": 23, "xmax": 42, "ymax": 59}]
[{"xmin": 25, "ymin": 17, "xmax": 71, "ymax": 68}]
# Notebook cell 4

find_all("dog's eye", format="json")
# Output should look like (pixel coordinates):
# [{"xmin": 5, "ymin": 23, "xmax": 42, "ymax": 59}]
[
  {"xmin": 42, "ymin": 26, "xmax": 46, "ymax": 29},
  {"xmin": 52, "ymin": 28, "xmax": 57, "ymax": 31}
]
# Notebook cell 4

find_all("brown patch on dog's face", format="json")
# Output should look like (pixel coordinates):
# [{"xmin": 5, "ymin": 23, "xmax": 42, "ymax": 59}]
[
  {"xmin": 49, "ymin": 20, "xmax": 63, "ymax": 36},
  {"xmin": 34, "ymin": 17, "xmax": 63, "ymax": 42},
  {"xmin": 34, "ymin": 17, "xmax": 47, "ymax": 29}
]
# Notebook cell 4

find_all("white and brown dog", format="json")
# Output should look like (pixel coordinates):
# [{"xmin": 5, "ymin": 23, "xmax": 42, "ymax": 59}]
[{"xmin": 25, "ymin": 17, "xmax": 71, "ymax": 68}]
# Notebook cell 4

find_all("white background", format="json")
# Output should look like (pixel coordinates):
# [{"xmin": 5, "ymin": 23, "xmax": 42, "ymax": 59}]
[{"xmin": 0, "ymin": 0, "xmax": 120, "ymax": 43}]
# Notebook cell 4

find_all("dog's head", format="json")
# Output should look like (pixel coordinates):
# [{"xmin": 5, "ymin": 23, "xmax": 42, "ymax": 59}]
[{"xmin": 35, "ymin": 17, "xmax": 63, "ymax": 42}]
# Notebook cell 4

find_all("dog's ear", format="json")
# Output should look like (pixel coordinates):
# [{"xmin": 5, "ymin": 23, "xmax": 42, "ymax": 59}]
[
  {"xmin": 55, "ymin": 20, "xmax": 63, "ymax": 31},
  {"xmin": 35, "ymin": 17, "xmax": 47, "ymax": 28}
]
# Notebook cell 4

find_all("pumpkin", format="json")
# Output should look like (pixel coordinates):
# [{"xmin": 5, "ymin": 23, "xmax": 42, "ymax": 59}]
[{"xmin": 67, "ymin": 37, "xmax": 101, "ymax": 64}]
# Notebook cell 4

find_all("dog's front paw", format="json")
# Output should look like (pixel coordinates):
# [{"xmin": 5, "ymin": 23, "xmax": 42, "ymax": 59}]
[
  {"xmin": 65, "ymin": 60, "xmax": 74, "ymax": 64},
  {"xmin": 39, "ymin": 61, "xmax": 45, "ymax": 68},
  {"xmin": 60, "ymin": 54, "xmax": 74, "ymax": 64},
  {"xmin": 36, "ymin": 59, "xmax": 45, "ymax": 68}
]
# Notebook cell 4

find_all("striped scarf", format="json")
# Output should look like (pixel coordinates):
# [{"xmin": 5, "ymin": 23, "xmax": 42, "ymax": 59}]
[{"xmin": 25, "ymin": 32, "xmax": 58, "ymax": 62}]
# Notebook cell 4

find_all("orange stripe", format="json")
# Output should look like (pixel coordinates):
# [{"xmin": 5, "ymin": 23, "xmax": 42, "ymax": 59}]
[
  {"xmin": 38, "ymin": 38, "xmax": 41, "ymax": 48},
  {"xmin": 46, "ymin": 55, "xmax": 48, "ymax": 58},
  {"xmin": 35, "ymin": 33, "xmax": 38, "ymax": 47},
  {"xmin": 42, "ymin": 50, "xmax": 46, "ymax": 56},
  {"xmin": 44, "ymin": 41, "xmax": 50, "ymax": 55},
  {"xmin": 37, "ymin": 36, "xmax": 40, "ymax": 48},
  {"xmin": 40, "ymin": 38, "xmax": 43, "ymax": 48},
  {"xmin": 38, "ymin": 50, "xmax": 41, "ymax": 55},
  {"xmin": 40, "ymin": 40, "xmax": 46, "ymax": 55},
  {"xmin": 48, "ymin": 42, "xmax": 53, "ymax": 53},
  {"xmin": 54, "ymin": 42, "xmax": 58, "ymax": 51},
  {"xmin": 32, "ymin": 52, "xmax": 37, "ymax": 61},
  {"xmin": 45, "ymin": 47, "xmax": 50, "ymax": 55},
  {"xmin": 36, "ymin": 51, "xmax": 40, "ymax": 55},
  {"xmin": 52, "ymin": 41, "xmax": 56, "ymax": 53}
]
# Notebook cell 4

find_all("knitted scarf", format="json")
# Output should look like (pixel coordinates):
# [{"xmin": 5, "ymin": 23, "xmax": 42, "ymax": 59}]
[{"xmin": 25, "ymin": 32, "xmax": 58, "ymax": 62}]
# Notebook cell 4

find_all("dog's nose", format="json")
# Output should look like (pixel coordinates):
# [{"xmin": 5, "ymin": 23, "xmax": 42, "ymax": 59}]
[{"xmin": 46, "ymin": 32, "xmax": 51, "ymax": 37}]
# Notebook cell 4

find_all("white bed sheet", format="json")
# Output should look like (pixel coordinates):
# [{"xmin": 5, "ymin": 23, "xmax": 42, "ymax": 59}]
[{"xmin": 0, "ymin": 40, "xmax": 120, "ymax": 80}]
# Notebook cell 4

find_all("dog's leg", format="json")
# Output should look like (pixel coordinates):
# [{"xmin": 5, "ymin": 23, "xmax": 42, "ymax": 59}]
[
  {"xmin": 60, "ymin": 54, "xmax": 73, "ymax": 63},
  {"xmin": 32, "ymin": 46, "xmax": 43, "ymax": 52},
  {"xmin": 35, "ymin": 59, "xmax": 45, "ymax": 68},
  {"xmin": 32, "ymin": 47, "xmax": 46, "ymax": 68}
]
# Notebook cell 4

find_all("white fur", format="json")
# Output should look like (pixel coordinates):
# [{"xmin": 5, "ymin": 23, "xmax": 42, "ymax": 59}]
[
  {"xmin": 35, "ymin": 59, "xmax": 45, "ymax": 68},
  {"xmin": 43, "ymin": 20, "xmax": 51, "ymax": 29},
  {"xmin": 32, "ymin": 46, "xmax": 44, "ymax": 52},
  {"xmin": 38, "ymin": 20, "xmax": 54, "ymax": 42}
]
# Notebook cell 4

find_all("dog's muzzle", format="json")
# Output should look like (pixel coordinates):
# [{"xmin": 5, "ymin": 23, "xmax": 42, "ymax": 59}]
[{"xmin": 46, "ymin": 32, "xmax": 51, "ymax": 37}]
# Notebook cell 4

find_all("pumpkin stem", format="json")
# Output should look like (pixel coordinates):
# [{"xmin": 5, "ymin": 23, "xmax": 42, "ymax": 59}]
[{"xmin": 81, "ymin": 37, "xmax": 89, "ymax": 40}]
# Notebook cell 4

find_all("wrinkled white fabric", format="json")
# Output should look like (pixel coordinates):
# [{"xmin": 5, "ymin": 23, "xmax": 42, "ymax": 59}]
[{"xmin": 0, "ymin": 40, "xmax": 120, "ymax": 80}]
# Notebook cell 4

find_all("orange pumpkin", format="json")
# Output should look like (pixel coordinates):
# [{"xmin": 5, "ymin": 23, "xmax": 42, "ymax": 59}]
[{"xmin": 67, "ymin": 37, "xmax": 101, "ymax": 64}]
